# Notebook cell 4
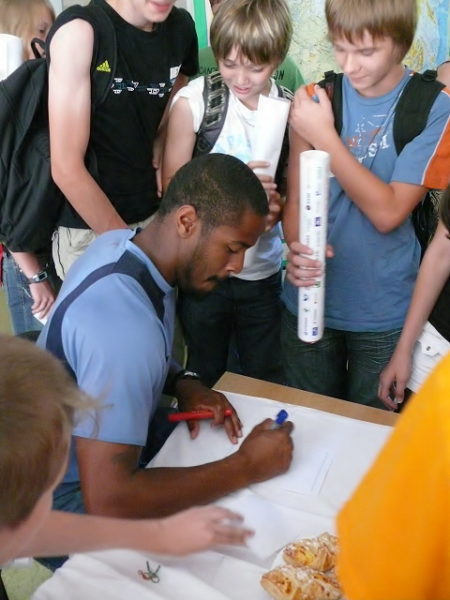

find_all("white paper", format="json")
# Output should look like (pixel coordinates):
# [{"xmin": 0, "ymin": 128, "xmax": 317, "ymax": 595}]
[
  {"xmin": 252, "ymin": 94, "xmax": 290, "ymax": 179},
  {"xmin": 214, "ymin": 491, "xmax": 329, "ymax": 560},
  {"xmin": 149, "ymin": 391, "xmax": 391, "ymax": 510},
  {"xmin": 244, "ymin": 94, "xmax": 290, "ymax": 268},
  {"xmin": 34, "ymin": 391, "xmax": 393, "ymax": 600},
  {"xmin": 0, "ymin": 34, "xmax": 23, "ymax": 80},
  {"xmin": 298, "ymin": 150, "xmax": 330, "ymax": 342}
]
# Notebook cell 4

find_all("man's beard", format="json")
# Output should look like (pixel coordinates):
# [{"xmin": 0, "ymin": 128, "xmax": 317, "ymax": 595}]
[{"xmin": 179, "ymin": 246, "xmax": 223, "ymax": 298}]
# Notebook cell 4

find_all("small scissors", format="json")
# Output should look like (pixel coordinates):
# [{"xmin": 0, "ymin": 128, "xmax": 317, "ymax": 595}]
[{"xmin": 138, "ymin": 561, "xmax": 161, "ymax": 583}]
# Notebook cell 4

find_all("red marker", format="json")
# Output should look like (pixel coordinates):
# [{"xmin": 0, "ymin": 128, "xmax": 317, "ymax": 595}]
[{"xmin": 168, "ymin": 409, "xmax": 233, "ymax": 422}]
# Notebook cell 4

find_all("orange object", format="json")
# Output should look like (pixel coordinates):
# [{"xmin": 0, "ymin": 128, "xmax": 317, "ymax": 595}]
[{"xmin": 337, "ymin": 353, "xmax": 450, "ymax": 600}]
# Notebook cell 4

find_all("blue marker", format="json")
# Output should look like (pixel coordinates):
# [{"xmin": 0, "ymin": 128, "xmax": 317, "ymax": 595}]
[{"xmin": 270, "ymin": 409, "xmax": 288, "ymax": 429}]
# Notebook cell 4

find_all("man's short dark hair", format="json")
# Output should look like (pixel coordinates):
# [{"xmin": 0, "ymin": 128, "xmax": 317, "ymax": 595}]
[{"xmin": 158, "ymin": 153, "xmax": 269, "ymax": 230}]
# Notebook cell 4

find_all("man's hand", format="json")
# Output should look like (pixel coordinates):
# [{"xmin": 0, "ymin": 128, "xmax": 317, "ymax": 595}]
[
  {"xmin": 378, "ymin": 350, "xmax": 412, "ymax": 410},
  {"xmin": 289, "ymin": 85, "xmax": 336, "ymax": 148},
  {"xmin": 236, "ymin": 418, "xmax": 294, "ymax": 483},
  {"xmin": 286, "ymin": 241, "xmax": 334, "ymax": 287},
  {"xmin": 175, "ymin": 379, "xmax": 242, "ymax": 443}
]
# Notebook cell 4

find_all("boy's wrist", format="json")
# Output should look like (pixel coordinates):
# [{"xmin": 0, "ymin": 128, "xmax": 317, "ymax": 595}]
[{"xmin": 26, "ymin": 270, "xmax": 48, "ymax": 284}]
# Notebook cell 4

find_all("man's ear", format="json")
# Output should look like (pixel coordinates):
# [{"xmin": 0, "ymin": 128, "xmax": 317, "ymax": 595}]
[{"xmin": 176, "ymin": 205, "xmax": 200, "ymax": 238}]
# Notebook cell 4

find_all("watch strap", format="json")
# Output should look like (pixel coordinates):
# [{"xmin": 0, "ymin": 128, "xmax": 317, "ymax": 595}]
[{"xmin": 27, "ymin": 270, "xmax": 48, "ymax": 284}]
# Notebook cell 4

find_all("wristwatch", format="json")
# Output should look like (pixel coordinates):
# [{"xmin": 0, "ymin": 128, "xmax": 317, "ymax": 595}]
[
  {"xmin": 27, "ymin": 270, "xmax": 48, "ymax": 284},
  {"xmin": 175, "ymin": 370, "xmax": 201, "ymax": 382},
  {"xmin": 172, "ymin": 369, "xmax": 201, "ymax": 389}
]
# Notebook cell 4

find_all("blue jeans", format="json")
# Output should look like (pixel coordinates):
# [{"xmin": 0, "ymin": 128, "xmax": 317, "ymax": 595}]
[
  {"xmin": 2, "ymin": 250, "xmax": 61, "ymax": 335},
  {"xmin": 179, "ymin": 271, "xmax": 284, "ymax": 387},
  {"xmin": 281, "ymin": 307, "xmax": 401, "ymax": 408}
]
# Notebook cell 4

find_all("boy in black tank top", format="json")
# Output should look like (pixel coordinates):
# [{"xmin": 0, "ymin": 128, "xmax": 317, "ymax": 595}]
[{"xmin": 48, "ymin": 0, "xmax": 198, "ymax": 279}]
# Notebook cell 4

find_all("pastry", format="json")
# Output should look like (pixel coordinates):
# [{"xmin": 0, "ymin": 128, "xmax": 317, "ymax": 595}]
[
  {"xmin": 261, "ymin": 565, "xmax": 341, "ymax": 600},
  {"xmin": 282, "ymin": 532, "xmax": 338, "ymax": 572}
]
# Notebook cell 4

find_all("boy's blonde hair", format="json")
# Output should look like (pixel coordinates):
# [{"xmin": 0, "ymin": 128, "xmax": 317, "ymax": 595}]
[
  {"xmin": 325, "ymin": 0, "xmax": 417, "ymax": 61},
  {"xmin": 0, "ymin": 335, "xmax": 91, "ymax": 527},
  {"xmin": 210, "ymin": 0, "xmax": 292, "ymax": 66},
  {"xmin": 0, "ymin": 0, "xmax": 55, "ymax": 56}
]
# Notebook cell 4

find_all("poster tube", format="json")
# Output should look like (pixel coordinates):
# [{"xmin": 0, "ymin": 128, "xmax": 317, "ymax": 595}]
[{"xmin": 298, "ymin": 150, "xmax": 330, "ymax": 343}]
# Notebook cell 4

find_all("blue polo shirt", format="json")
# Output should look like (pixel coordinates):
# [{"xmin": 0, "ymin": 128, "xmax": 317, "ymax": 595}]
[{"xmin": 38, "ymin": 229, "xmax": 176, "ymax": 484}]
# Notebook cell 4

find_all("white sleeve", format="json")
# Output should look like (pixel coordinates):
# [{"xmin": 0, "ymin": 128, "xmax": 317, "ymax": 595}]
[{"xmin": 170, "ymin": 76, "xmax": 205, "ymax": 133}]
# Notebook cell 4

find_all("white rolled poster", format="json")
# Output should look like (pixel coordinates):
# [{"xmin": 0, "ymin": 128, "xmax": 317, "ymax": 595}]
[
  {"xmin": 298, "ymin": 150, "xmax": 330, "ymax": 343},
  {"xmin": 245, "ymin": 94, "xmax": 291, "ymax": 267},
  {"xmin": 0, "ymin": 34, "xmax": 23, "ymax": 80}
]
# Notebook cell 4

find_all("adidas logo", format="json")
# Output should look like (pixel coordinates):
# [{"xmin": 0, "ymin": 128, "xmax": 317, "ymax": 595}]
[{"xmin": 96, "ymin": 60, "xmax": 111, "ymax": 72}]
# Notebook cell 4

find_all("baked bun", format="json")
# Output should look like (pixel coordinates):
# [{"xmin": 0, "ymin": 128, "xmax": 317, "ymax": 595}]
[
  {"xmin": 282, "ymin": 532, "xmax": 338, "ymax": 572},
  {"xmin": 261, "ymin": 565, "xmax": 341, "ymax": 600}
]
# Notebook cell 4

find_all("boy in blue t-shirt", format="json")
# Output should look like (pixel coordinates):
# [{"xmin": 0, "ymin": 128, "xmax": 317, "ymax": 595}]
[{"xmin": 281, "ymin": 0, "xmax": 450, "ymax": 407}]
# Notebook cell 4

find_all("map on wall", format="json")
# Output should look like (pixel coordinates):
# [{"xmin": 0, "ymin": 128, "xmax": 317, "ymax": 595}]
[{"xmin": 288, "ymin": 0, "xmax": 450, "ymax": 83}]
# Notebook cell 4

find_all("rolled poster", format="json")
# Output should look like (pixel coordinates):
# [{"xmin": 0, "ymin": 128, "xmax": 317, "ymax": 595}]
[
  {"xmin": 298, "ymin": 150, "xmax": 330, "ymax": 343},
  {"xmin": 244, "ymin": 94, "xmax": 291, "ymax": 267},
  {"xmin": 252, "ymin": 94, "xmax": 291, "ymax": 178},
  {"xmin": 0, "ymin": 34, "xmax": 23, "ymax": 80}
]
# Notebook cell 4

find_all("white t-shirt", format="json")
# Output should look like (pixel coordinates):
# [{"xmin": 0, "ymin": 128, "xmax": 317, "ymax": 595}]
[{"xmin": 172, "ymin": 76, "xmax": 283, "ymax": 281}]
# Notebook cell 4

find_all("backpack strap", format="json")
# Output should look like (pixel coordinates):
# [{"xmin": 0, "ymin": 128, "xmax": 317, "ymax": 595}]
[
  {"xmin": 45, "ymin": 250, "xmax": 165, "ymax": 380},
  {"xmin": 194, "ymin": 71, "xmax": 229, "ymax": 156},
  {"xmin": 393, "ymin": 70, "xmax": 445, "ymax": 155},
  {"xmin": 317, "ymin": 70, "xmax": 344, "ymax": 134},
  {"xmin": 276, "ymin": 83, "xmax": 293, "ymax": 102}
]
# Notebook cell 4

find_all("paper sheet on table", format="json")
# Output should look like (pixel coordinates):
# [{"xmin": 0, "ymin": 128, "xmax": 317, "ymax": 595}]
[
  {"xmin": 213, "ymin": 490, "xmax": 333, "ymax": 560},
  {"xmin": 150, "ymin": 392, "xmax": 392, "ymax": 512},
  {"xmin": 34, "ymin": 393, "xmax": 393, "ymax": 600},
  {"xmin": 33, "ymin": 548, "xmax": 275, "ymax": 600}
]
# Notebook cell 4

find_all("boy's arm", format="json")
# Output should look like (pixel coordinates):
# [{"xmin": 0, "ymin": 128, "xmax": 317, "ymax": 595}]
[
  {"xmin": 290, "ymin": 86, "xmax": 427, "ymax": 233},
  {"xmin": 48, "ymin": 19, "xmax": 127, "ymax": 234},
  {"xmin": 75, "ymin": 420, "xmax": 293, "ymax": 518},
  {"xmin": 153, "ymin": 73, "xmax": 189, "ymax": 196},
  {"xmin": 161, "ymin": 97, "xmax": 196, "ymax": 192},
  {"xmin": 379, "ymin": 221, "xmax": 450, "ymax": 408},
  {"xmin": 18, "ymin": 506, "xmax": 253, "ymax": 558}
]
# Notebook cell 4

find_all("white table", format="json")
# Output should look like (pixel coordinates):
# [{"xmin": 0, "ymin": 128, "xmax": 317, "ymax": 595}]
[{"xmin": 34, "ymin": 374, "xmax": 397, "ymax": 600}]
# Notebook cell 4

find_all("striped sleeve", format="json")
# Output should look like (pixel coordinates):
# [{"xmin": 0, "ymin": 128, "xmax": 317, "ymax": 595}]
[{"xmin": 392, "ymin": 87, "xmax": 450, "ymax": 190}]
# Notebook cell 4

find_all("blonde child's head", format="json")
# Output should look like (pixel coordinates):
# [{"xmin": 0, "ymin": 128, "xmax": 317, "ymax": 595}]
[
  {"xmin": 325, "ymin": 0, "xmax": 417, "ymax": 62},
  {"xmin": 210, "ymin": 0, "xmax": 292, "ymax": 67},
  {"xmin": 0, "ymin": 335, "xmax": 91, "ymax": 529},
  {"xmin": 0, "ymin": 0, "xmax": 55, "ymax": 60}
]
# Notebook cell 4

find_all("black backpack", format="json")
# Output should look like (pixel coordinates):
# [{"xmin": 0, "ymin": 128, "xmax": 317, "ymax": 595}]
[
  {"xmin": 0, "ymin": 2, "xmax": 117, "ymax": 253},
  {"xmin": 194, "ymin": 71, "xmax": 293, "ymax": 191},
  {"xmin": 318, "ymin": 69, "xmax": 445, "ymax": 257}
]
